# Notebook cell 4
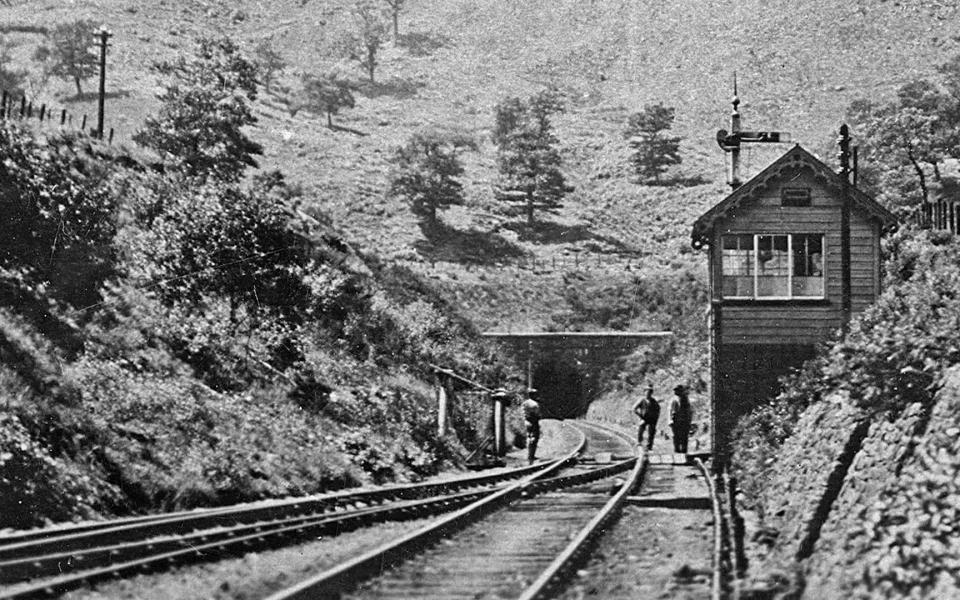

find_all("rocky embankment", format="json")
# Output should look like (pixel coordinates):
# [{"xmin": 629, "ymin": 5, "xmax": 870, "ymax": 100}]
[{"xmin": 745, "ymin": 366, "xmax": 960, "ymax": 598}]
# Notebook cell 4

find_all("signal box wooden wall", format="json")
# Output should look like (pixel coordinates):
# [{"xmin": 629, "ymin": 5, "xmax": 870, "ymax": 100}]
[{"xmin": 692, "ymin": 145, "xmax": 897, "ymax": 459}]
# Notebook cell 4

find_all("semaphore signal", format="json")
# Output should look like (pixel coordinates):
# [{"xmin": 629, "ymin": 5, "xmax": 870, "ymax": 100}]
[{"xmin": 715, "ymin": 74, "xmax": 791, "ymax": 188}]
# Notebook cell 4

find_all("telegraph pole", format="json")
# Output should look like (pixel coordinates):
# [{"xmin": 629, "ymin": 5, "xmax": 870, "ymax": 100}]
[
  {"xmin": 838, "ymin": 124, "xmax": 852, "ymax": 332},
  {"xmin": 95, "ymin": 27, "xmax": 112, "ymax": 140}
]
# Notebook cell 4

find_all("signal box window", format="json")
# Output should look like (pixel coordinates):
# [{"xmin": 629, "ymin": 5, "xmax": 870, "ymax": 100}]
[
  {"xmin": 721, "ymin": 234, "xmax": 824, "ymax": 299},
  {"xmin": 792, "ymin": 234, "xmax": 823, "ymax": 297},
  {"xmin": 721, "ymin": 234, "xmax": 753, "ymax": 298}
]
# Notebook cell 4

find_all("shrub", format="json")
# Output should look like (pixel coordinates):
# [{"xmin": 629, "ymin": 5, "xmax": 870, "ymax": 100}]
[
  {"xmin": 0, "ymin": 412, "xmax": 107, "ymax": 528},
  {"xmin": 778, "ymin": 229, "xmax": 960, "ymax": 417},
  {"xmin": 121, "ymin": 172, "xmax": 312, "ymax": 323},
  {"xmin": 0, "ymin": 124, "xmax": 117, "ymax": 307}
]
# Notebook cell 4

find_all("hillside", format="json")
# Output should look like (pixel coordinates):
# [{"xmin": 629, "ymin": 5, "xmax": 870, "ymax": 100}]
[
  {"xmin": 2, "ymin": 0, "xmax": 960, "ymax": 529},
  {"xmin": 4, "ymin": 1, "xmax": 960, "ymax": 320}
]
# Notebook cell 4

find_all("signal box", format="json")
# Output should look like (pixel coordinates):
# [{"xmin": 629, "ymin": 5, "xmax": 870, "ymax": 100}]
[{"xmin": 692, "ymin": 144, "xmax": 897, "ymax": 459}]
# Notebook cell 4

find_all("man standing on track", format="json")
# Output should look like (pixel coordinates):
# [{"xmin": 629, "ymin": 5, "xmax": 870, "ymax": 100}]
[
  {"xmin": 522, "ymin": 388, "xmax": 542, "ymax": 465},
  {"xmin": 669, "ymin": 384, "xmax": 692, "ymax": 454},
  {"xmin": 632, "ymin": 383, "xmax": 660, "ymax": 450}
]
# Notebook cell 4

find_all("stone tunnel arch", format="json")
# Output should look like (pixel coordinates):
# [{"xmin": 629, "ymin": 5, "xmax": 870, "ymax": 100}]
[{"xmin": 482, "ymin": 332, "xmax": 673, "ymax": 418}]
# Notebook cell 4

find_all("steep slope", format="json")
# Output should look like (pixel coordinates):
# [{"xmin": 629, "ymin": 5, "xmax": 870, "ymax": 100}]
[{"xmin": 3, "ymin": 0, "xmax": 958, "ymax": 287}]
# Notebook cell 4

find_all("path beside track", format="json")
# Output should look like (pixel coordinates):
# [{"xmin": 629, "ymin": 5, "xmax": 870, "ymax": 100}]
[{"xmin": 557, "ymin": 457, "xmax": 714, "ymax": 599}]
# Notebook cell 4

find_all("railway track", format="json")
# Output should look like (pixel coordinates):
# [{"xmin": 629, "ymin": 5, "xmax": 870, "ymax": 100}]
[
  {"xmin": 0, "ymin": 421, "xmax": 591, "ymax": 600},
  {"xmin": 263, "ymin": 420, "xmax": 645, "ymax": 600},
  {"xmin": 0, "ymin": 421, "xmax": 669, "ymax": 600}
]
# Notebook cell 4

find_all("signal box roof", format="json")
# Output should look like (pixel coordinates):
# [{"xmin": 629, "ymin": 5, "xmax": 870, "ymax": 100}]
[{"xmin": 691, "ymin": 144, "xmax": 898, "ymax": 249}]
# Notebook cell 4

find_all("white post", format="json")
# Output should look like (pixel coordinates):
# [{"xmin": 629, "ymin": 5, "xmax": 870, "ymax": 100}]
[
  {"xmin": 493, "ymin": 393, "xmax": 505, "ymax": 456},
  {"xmin": 526, "ymin": 340, "xmax": 533, "ymax": 389},
  {"xmin": 437, "ymin": 377, "xmax": 449, "ymax": 437}
]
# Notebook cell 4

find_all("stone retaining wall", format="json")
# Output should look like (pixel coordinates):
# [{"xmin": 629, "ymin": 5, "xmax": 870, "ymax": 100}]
[
  {"xmin": 748, "ymin": 366, "xmax": 960, "ymax": 598},
  {"xmin": 754, "ymin": 392, "xmax": 866, "ymax": 570}
]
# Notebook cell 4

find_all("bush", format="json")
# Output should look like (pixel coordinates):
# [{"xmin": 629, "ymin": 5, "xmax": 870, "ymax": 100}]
[
  {"xmin": 778, "ymin": 229, "xmax": 960, "ymax": 416},
  {"xmin": 0, "ymin": 412, "xmax": 108, "ymax": 528},
  {"xmin": 69, "ymin": 358, "xmax": 361, "ymax": 508},
  {"xmin": 0, "ymin": 124, "xmax": 117, "ymax": 307}
]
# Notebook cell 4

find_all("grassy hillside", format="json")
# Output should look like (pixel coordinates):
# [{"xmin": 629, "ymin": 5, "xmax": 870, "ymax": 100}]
[
  {"xmin": 5, "ymin": 0, "xmax": 958, "ymax": 300},
  {"xmin": 2, "ymin": 0, "xmax": 959, "ymax": 526}
]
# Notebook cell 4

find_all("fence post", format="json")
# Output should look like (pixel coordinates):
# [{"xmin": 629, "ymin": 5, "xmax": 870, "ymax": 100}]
[
  {"xmin": 60, "ymin": 109, "xmax": 67, "ymax": 125},
  {"xmin": 81, "ymin": 114, "xmax": 87, "ymax": 132},
  {"xmin": 0, "ymin": 91, "xmax": 7, "ymax": 119},
  {"xmin": 39, "ymin": 104, "xmax": 46, "ymax": 121},
  {"xmin": 108, "ymin": 128, "xmax": 114, "ymax": 144},
  {"xmin": 26, "ymin": 102, "xmax": 32, "ymax": 118},
  {"xmin": 19, "ymin": 96, "xmax": 26, "ymax": 118}
]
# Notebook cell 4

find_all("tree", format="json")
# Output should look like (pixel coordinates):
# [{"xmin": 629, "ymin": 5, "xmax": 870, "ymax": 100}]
[
  {"xmin": 389, "ymin": 130, "xmax": 474, "ymax": 225},
  {"xmin": 494, "ymin": 90, "xmax": 570, "ymax": 226},
  {"xmin": 845, "ymin": 57, "xmax": 960, "ymax": 222},
  {"xmin": 850, "ymin": 102, "xmax": 939, "ymax": 215},
  {"xmin": 127, "ymin": 171, "xmax": 311, "ymax": 323},
  {"xmin": 383, "ymin": 0, "xmax": 405, "ymax": 40},
  {"xmin": 253, "ymin": 38, "xmax": 285, "ymax": 92},
  {"xmin": 36, "ymin": 19, "xmax": 99, "ymax": 96},
  {"xmin": 336, "ymin": 1, "xmax": 389, "ymax": 83},
  {"xmin": 300, "ymin": 72, "xmax": 356, "ymax": 127},
  {"xmin": 134, "ymin": 37, "xmax": 262, "ymax": 182},
  {"xmin": 624, "ymin": 103, "xmax": 682, "ymax": 184}
]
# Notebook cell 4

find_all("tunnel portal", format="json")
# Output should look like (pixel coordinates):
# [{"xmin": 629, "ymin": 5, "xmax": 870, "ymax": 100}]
[{"xmin": 481, "ymin": 332, "xmax": 673, "ymax": 418}]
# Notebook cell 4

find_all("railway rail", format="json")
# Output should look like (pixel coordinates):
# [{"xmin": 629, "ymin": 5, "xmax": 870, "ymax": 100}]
[
  {"xmin": 0, "ymin": 421, "xmax": 592, "ymax": 600},
  {"xmin": 0, "ymin": 420, "xmax": 698, "ymax": 600},
  {"xmin": 263, "ymin": 420, "xmax": 644, "ymax": 600}
]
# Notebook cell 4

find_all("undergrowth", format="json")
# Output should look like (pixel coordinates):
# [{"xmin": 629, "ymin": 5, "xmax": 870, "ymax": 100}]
[{"xmin": 0, "ymin": 122, "xmax": 516, "ymax": 529}]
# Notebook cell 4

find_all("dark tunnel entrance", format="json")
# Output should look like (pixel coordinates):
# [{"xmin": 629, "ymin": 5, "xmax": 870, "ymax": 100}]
[
  {"xmin": 482, "ymin": 331, "xmax": 673, "ymax": 419},
  {"xmin": 532, "ymin": 355, "xmax": 585, "ymax": 419}
]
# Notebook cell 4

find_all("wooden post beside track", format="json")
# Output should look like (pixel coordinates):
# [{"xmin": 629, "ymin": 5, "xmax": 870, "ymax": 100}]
[
  {"xmin": 436, "ymin": 374, "xmax": 452, "ymax": 437},
  {"xmin": 492, "ymin": 390, "xmax": 506, "ymax": 456}
]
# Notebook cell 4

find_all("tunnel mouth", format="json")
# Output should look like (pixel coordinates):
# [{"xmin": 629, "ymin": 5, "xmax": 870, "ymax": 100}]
[{"xmin": 532, "ymin": 355, "xmax": 586, "ymax": 419}]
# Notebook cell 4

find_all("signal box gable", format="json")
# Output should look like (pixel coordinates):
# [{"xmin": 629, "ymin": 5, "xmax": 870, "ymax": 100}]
[{"xmin": 692, "ymin": 144, "xmax": 897, "ymax": 458}]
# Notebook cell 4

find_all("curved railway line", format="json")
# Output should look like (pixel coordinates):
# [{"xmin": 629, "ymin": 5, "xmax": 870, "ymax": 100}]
[
  {"xmin": 264, "ymin": 420, "xmax": 645, "ymax": 600},
  {"xmin": 0, "ymin": 421, "xmax": 721, "ymax": 600}
]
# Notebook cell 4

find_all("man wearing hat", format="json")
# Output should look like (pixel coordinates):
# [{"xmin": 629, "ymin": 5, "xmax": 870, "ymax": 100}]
[
  {"xmin": 521, "ymin": 388, "xmax": 542, "ymax": 465},
  {"xmin": 669, "ymin": 384, "xmax": 692, "ymax": 453},
  {"xmin": 632, "ymin": 383, "xmax": 660, "ymax": 450}
]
